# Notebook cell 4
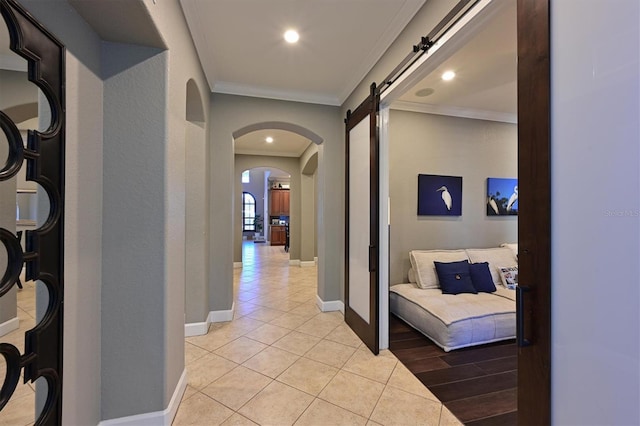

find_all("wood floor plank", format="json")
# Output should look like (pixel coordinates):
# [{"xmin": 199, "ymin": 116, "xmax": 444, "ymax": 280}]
[
  {"xmin": 389, "ymin": 330, "xmax": 425, "ymax": 342},
  {"xmin": 389, "ymin": 314, "xmax": 518, "ymax": 423},
  {"xmin": 390, "ymin": 337, "xmax": 434, "ymax": 350},
  {"xmin": 445, "ymin": 388, "xmax": 517, "ymax": 424},
  {"xmin": 440, "ymin": 342, "xmax": 517, "ymax": 367},
  {"xmin": 416, "ymin": 363, "xmax": 487, "ymax": 387},
  {"xmin": 465, "ymin": 410, "xmax": 518, "ymax": 426},
  {"xmin": 403, "ymin": 356, "xmax": 451, "ymax": 374},
  {"xmin": 474, "ymin": 356, "xmax": 517, "ymax": 375},
  {"xmin": 429, "ymin": 371, "xmax": 517, "ymax": 402},
  {"xmin": 390, "ymin": 345, "xmax": 443, "ymax": 362}
]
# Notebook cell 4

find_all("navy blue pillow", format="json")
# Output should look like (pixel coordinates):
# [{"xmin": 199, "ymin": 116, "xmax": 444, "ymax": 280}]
[
  {"xmin": 469, "ymin": 262, "xmax": 496, "ymax": 293},
  {"xmin": 434, "ymin": 260, "xmax": 477, "ymax": 295}
]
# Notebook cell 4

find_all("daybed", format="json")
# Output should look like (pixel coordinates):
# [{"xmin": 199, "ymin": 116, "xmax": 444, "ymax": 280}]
[{"xmin": 390, "ymin": 244, "xmax": 518, "ymax": 352}]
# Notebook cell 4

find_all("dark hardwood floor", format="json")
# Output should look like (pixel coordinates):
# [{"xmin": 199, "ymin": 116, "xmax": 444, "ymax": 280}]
[{"xmin": 389, "ymin": 314, "xmax": 517, "ymax": 425}]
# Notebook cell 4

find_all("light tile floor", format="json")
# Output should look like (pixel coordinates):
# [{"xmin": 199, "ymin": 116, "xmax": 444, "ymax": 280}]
[
  {"xmin": 175, "ymin": 242, "xmax": 462, "ymax": 426},
  {"xmin": 0, "ymin": 243, "xmax": 463, "ymax": 425}
]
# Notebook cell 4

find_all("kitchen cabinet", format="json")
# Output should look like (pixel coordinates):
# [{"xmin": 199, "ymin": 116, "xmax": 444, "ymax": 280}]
[
  {"xmin": 270, "ymin": 225, "xmax": 287, "ymax": 246},
  {"xmin": 269, "ymin": 189, "xmax": 290, "ymax": 216}
]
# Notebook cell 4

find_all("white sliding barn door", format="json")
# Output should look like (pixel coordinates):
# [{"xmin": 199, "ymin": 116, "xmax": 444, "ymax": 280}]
[{"xmin": 345, "ymin": 85, "xmax": 379, "ymax": 354}]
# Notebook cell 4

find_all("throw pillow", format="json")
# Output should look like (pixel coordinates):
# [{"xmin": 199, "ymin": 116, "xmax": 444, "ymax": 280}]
[
  {"xmin": 434, "ymin": 260, "xmax": 477, "ymax": 295},
  {"xmin": 498, "ymin": 266, "xmax": 519, "ymax": 289},
  {"xmin": 469, "ymin": 262, "xmax": 496, "ymax": 293},
  {"xmin": 409, "ymin": 249, "xmax": 469, "ymax": 289}
]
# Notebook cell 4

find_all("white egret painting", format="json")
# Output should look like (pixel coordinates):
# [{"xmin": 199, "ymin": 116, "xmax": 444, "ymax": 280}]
[
  {"xmin": 417, "ymin": 174, "xmax": 463, "ymax": 216},
  {"xmin": 487, "ymin": 178, "xmax": 518, "ymax": 216}
]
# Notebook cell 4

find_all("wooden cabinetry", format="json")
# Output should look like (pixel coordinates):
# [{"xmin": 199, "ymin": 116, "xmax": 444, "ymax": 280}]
[
  {"xmin": 270, "ymin": 225, "xmax": 287, "ymax": 246},
  {"xmin": 269, "ymin": 189, "xmax": 290, "ymax": 216}
]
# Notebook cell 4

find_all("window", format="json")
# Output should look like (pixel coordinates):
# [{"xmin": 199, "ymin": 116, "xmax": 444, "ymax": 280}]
[
  {"xmin": 241, "ymin": 170, "xmax": 250, "ymax": 183},
  {"xmin": 242, "ymin": 192, "xmax": 256, "ymax": 231}
]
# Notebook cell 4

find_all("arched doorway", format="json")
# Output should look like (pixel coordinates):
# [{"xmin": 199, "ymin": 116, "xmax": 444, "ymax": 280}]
[{"xmin": 184, "ymin": 78, "xmax": 209, "ymax": 335}]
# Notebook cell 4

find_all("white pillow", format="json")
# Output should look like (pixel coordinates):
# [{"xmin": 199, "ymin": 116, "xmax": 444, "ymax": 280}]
[
  {"xmin": 409, "ymin": 250, "xmax": 469, "ymax": 289},
  {"xmin": 466, "ymin": 247, "xmax": 518, "ymax": 287},
  {"xmin": 500, "ymin": 243, "xmax": 518, "ymax": 257},
  {"xmin": 498, "ymin": 266, "xmax": 518, "ymax": 289},
  {"xmin": 407, "ymin": 267, "xmax": 417, "ymax": 284}
]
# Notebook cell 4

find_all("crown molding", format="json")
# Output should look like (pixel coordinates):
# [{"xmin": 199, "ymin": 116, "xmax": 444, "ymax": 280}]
[
  {"xmin": 391, "ymin": 100, "xmax": 517, "ymax": 124},
  {"xmin": 213, "ymin": 81, "xmax": 341, "ymax": 106},
  {"xmin": 234, "ymin": 149, "xmax": 301, "ymax": 158}
]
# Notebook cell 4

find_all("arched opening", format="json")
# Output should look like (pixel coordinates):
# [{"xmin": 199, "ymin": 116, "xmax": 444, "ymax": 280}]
[
  {"xmin": 184, "ymin": 78, "xmax": 209, "ymax": 335},
  {"xmin": 232, "ymin": 123, "xmax": 323, "ymax": 315}
]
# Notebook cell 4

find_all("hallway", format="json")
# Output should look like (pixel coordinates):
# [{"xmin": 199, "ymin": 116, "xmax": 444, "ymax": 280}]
[
  {"xmin": 176, "ymin": 242, "xmax": 461, "ymax": 425},
  {"xmin": 0, "ymin": 242, "xmax": 461, "ymax": 425}
]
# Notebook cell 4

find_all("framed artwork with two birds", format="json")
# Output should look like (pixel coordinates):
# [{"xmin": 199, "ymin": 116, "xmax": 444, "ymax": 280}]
[
  {"xmin": 487, "ymin": 177, "xmax": 518, "ymax": 215},
  {"xmin": 417, "ymin": 174, "xmax": 462, "ymax": 216}
]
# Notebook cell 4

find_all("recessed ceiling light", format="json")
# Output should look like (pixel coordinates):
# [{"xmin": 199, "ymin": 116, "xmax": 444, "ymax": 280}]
[
  {"xmin": 265, "ymin": 136, "xmax": 274, "ymax": 143},
  {"xmin": 284, "ymin": 29, "xmax": 299, "ymax": 44},
  {"xmin": 415, "ymin": 88, "xmax": 435, "ymax": 97},
  {"xmin": 442, "ymin": 70, "xmax": 456, "ymax": 81}
]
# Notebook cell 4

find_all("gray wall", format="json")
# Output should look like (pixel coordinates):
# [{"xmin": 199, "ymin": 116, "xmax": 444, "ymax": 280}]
[
  {"xmin": 389, "ymin": 110, "xmax": 517, "ymax": 284},
  {"xmin": 17, "ymin": 1, "xmax": 104, "ymax": 424},
  {"xmin": 300, "ymin": 145, "xmax": 318, "ymax": 263},
  {"xmin": 551, "ymin": 1, "xmax": 639, "ymax": 424},
  {"xmin": 185, "ymin": 120, "xmax": 208, "ymax": 323},
  {"xmin": 241, "ymin": 168, "xmax": 267, "ymax": 237},
  {"xmin": 101, "ymin": 43, "xmax": 167, "ymax": 418},
  {"xmin": 20, "ymin": 0, "xmax": 212, "ymax": 422},
  {"xmin": 0, "ymin": 143, "xmax": 17, "ymax": 328},
  {"xmin": 0, "ymin": 69, "xmax": 33, "ymax": 332}
]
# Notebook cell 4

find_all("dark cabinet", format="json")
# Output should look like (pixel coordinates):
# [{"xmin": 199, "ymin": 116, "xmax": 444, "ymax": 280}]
[
  {"xmin": 269, "ymin": 189, "xmax": 290, "ymax": 216},
  {"xmin": 270, "ymin": 225, "xmax": 287, "ymax": 246}
]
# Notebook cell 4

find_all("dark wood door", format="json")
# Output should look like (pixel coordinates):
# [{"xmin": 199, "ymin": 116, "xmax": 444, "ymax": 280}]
[
  {"xmin": 344, "ymin": 84, "xmax": 379, "ymax": 354},
  {"xmin": 517, "ymin": 0, "xmax": 551, "ymax": 424}
]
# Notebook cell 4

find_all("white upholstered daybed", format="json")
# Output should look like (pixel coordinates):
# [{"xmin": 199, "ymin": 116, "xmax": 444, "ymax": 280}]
[{"xmin": 390, "ymin": 245, "xmax": 518, "ymax": 352}]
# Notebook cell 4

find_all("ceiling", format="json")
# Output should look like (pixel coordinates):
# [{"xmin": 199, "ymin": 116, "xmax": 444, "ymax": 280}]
[
  {"xmin": 1, "ymin": 1, "xmax": 516, "ymax": 158},
  {"xmin": 394, "ymin": 1, "xmax": 517, "ymax": 123},
  {"xmin": 179, "ymin": 0, "xmax": 426, "ymax": 106},
  {"xmin": 180, "ymin": 0, "xmax": 517, "ymax": 156}
]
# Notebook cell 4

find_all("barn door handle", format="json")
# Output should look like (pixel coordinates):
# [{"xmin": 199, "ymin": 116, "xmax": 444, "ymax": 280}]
[
  {"xmin": 516, "ymin": 285, "xmax": 531, "ymax": 347},
  {"xmin": 369, "ymin": 245, "xmax": 377, "ymax": 272}
]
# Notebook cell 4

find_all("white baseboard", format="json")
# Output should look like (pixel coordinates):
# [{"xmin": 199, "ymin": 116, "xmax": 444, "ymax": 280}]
[
  {"xmin": 316, "ymin": 295, "xmax": 344, "ymax": 314},
  {"xmin": 185, "ymin": 303, "xmax": 235, "ymax": 336},
  {"xmin": 233, "ymin": 262, "xmax": 243, "ymax": 269},
  {"xmin": 289, "ymin": 259, "xmax": 300, "ymax": 267},
  {"xmin": 184, "ymin": 321, "xmax": 209, "ymax": 337},
  {"xmin": 0, "ymin": 316, "xmax": 19, "ymax": 337},
  {"xmin": 209, "ymin": 303, "xmax": 235, "ymax": 323},
  {"xmin": 314, "ymin": 257, "xmax": 318, "ymax": 265},
  {"xmin": 300, "ymin": 261, "xmax": 315, "ymax": 268},
  {"xmin": 99, "ymin": 369, "xmax": 186, "ymax": 426}
]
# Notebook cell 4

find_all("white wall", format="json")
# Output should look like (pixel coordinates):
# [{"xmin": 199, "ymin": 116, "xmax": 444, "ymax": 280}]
[
  {"xmin": 389, "ymin": 110, "xmax": 517, "ymax": 284},
  {"xmin": 551, "ymin": 1, "xmax": 639, "ymax": 425}
]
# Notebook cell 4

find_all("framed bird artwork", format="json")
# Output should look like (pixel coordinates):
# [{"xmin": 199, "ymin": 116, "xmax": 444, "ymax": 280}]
[
  {"xmin": 417, "ymin": 174, "xmax": 463, "ymax": 216},
  {"xmin": 486, "ymin": 178, "xmax": 518, "ymax": 216}
]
